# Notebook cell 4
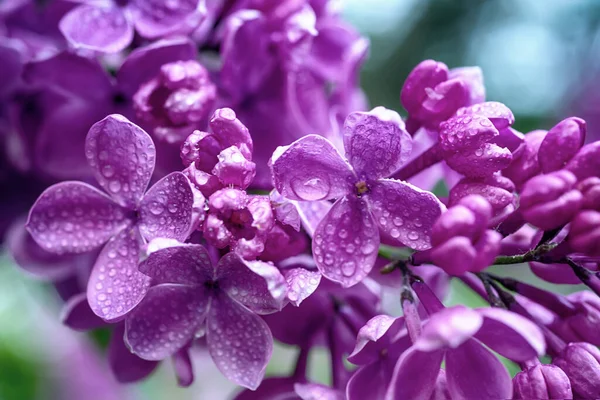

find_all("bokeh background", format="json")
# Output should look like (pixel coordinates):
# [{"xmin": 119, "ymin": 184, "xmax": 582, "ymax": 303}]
[{"xmin": 1, "ymin": 0, "xmax": 597, "ymax": 398}]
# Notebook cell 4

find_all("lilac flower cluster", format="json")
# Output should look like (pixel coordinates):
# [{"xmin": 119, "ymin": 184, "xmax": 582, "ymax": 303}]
[{"xmin": 3, "ymin": 1, "xmax": 600, "ymax": 399}]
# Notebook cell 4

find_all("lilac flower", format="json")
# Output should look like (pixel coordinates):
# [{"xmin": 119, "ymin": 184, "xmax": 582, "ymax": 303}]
[
  {"xmin": 520, "ymin": 170, "xmax": 583, "ymax": 230},
  {"xmin": 386, "ymin": 306, "xmax": 545, "ymax": 400},
  {"xmin": 439, "ymin": 102, "xmax": 516, "ymax": 177},
  {"xmin": 430, "ymin": 195, "xmax": 502, "ymax": 275},
  {"xmin": 26, "ymin": 114, "xmax": 195, "ymax": 320},
  {"xmin": 502, "ymin": 129, "xmax": 547, "ymax": 190},
  {"xmin": 513, "ymin": 363, "xmax": 572, "ymax": 399},
  {"xmin": 568, "ymin": 210, "xmax": 600, "ymax": 256},
  {"xmin": 565, "ymin": 141, "xmax": 600, "ymax": 181},
  {"xmin": 133, "ymin": 60, "xmax": 216, "ymax": 144},
  {"xmin": 124, "ymin": 240, "xmax": 287, "ymax": 389},
  {"xmin": 538, "ymin": 117, "xmax": 586, "ymax": 173},
  {"xmin": 578, "ymin": 176, "xmax": 600, "ymax": 210},
  {"xmin": 554, "ymin": 342, "xmax": 600, "ymax": 399},
  {"xmin": 272, "ymin": 107, "xmax": 444, "ymax": 286},
  {"xmin": 59, "ymin": 0, "xmax": 206, "ymax": 53}
]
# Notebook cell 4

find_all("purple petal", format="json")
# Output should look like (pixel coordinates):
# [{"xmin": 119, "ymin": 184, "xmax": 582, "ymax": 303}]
[
  {"xmin": 61, "ymin": 292, "xmax": 107, "ymax": 331},
  {"xmin": 502, "ymin": 129, "xmax": 546, "ymax": 190},
  {"xmin": 529, "ymin": 262, "xmax": 581, "ymax": 284},
  {"xmin": 369, "ymin": 179, "xmax": 444, "ymax": 250},
  {"xmin": 347, "ymin": 360, "xmax": 395, "ymax": 400},
  {"xmin": 85, "ymin": 114, "xmax": 156, "ymax": 209},
  {"xmin": 295, "ymin": 200, "xmax": 332, "ymax": 237},
  {"xmin": 538, "ymin": 117, "xmax": 586, "ymax": 173},
  {"xmin": 125, "ymin": 284, "xmax": 208, "ymax": 360},
  {"xmin": 138, "ymin": 172, "xmax": 194, "ymax": 242},
  {"xmin": 109, "ymin": 324, "xmax": 159, "ymax": 383},
  {"xmin": 565, "ymin": 141, "xmax": 600, "ymax": 181},
  {"xmin": 456, "ymin": 102, "xmax": 515, "ymax": 130},
  {"xmin": 172, "ymin": 348, "xmax": 194, "ymax": 387},
  {"xmin": 206, "ymin": 292, "xmax": 273, "ymax": 390},
  {"xmin": 282, "ymin": 266, "xmax": 321, "ymax": 307},
  {"xmin": 343, "ymin": 107, "xmax": 412, "ymax": 179},
  {"xmin": 446, "ymin": 143, "xmax": 513, "ymax": 177},
  {"xmin": 117, "ymin": 37, "xmax": 196, "ymax": 96},
  {"xmin": 401, "ymin": 60, "xmax": 449, "ymax": 116},
  {"xmin": 295, "ymin": 383, "xmax": 345, "ymax": 400},
  {"xmin": 234, "ymin": 377, "xmax": 296, "ymax": 400},
  {"xmin": 445, "ymin": 339, "xmax": 512, "ymax": 400},
  {"xmin": 271, "ymin": 135, "xmax": 355, "ymax": 201},
  {"xmin": 87, "ymin": 228, "xmax": 150, "ymax": 321},
  {"xmin": 216, "ymin": 252, "xmax": 287, "ymax": 314},
  {"xmin": 27, "ymin": 182, "xmax": 127, "ymax": 254},
  {"xmin": 474, "ymin": 307, "xmax": 545, "ymax": 362},
  {"xmin": 139, "ymin": 241, "xmax": 213, "ymax": 285},
  {"xmin": 348, "ymin": 315, "xmax": 405, "ymax": 366},
  {"xmin": 313, "ymin": 196, "xmax": 379, "ymax": 287},
  {"xmin": 59, "ymin": 5, "xmax": 133, "ymax": 53},
  {"xmin": 415, "ymin": 306, "xmax": 483, "ymax": 351},
  {"xmin": 129, "ymin": 0, "xmax": 205, "ymax": 39},
  {"xmin": 386, "ymin": 347, "xmax": 444, "ymax": 400}
]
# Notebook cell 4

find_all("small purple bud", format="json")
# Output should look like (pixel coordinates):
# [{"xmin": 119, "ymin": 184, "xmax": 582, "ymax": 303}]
[
  {"xmin": 513, "ymin": 364, "xmax": 572, "ymax": 399},
  {"xmin": 554, "ymin": 342, "xmax": 600, "ymax": 399},
  {"xmin": 520, "ymin": 170, "xmax": 583, "ymax": 230},
  {"xmin": 182, "ymin": 163, "xmax": 222, "ymax": 197},
  {"xmin": 456, "ymin": 101, "xmax": 515, "ymax": 130},
  {"xmin": 449, "ymin": 174, "xmax": 515, "ymax": 223},
  {"xmin": 134, "ymin": 60, "xmax": 216, "ymax": 143},
  {"xmin": 448, "ymin": 66, "xmax": 485, "ymax": 105},
  {"xmin": 577, "ymin": 176, "xmax": 600, "ymax": 211},
  {"xmin": 502, "ymin": 130, "xmax": 546, "ymax": 190},
  {"xmin": 212, "ymin": 146, "xmax": 256, "ymax": 189},
  {"xmin": 401, "ymin": 60, "xmax": 449, "ymax": 117},
  {"xmin": 569, "ymin": 210, "xmax": 600, "ymax": 257},
  {"xmin": 538, "ymin": 117, "xmax": 586, "ymax": 173},
  {"xmin": 565, "ymin": 141, "xmax": 600, "ymax": 181},
  {"xmin": 419, "ymin": 78, "xmax": 469, "ymax": 128}
]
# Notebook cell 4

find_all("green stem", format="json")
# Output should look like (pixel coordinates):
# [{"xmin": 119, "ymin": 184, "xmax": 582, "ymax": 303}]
[{"xmin": 492, "ymin": 242, "xmax": 557, "ymax": 265}]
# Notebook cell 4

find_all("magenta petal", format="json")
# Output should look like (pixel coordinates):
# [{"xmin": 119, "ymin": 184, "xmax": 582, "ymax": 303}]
[
  {"xmin": 87, "ymin": 228, "xmax": 150, "ymax": 321},
  {"xmin": 445, "ymin": 339, "xmax": 512, "ymax": 400},
  {"xmin": 282, "ymin": 266, "xmax": 321, "ymax": 307},
  {"xmin": 295, "ymin": 200, "xmax": 332, "ymax": 237},
  {"xmin": 139, "ymin": 172, "xmax": 194, "ymax": 242},
  {"xmin": 369, "ymin": 179, "xmax": 444, "ymax": 250},
  {"xmin": 295, "ymin": 383, "xmax": 345, "ymax": 400},
  {"xmin": 474, "ymin": 307, "xmax": 545, "ymax": 362},
  {"xmin": 313, "ymin": 196, "xmax": 379, "ymax": 288},
  {"xmin": 271, "ymin": 135, "xmax": 355, "ymax": 201},
  {"xmin": 343, "ymin": 107, "xmax": 412, "ymax": 179},
  {"xmin": 386, "ymin": 347, "xmax": 444, "ymax": 400},
  {"xmin": 27, "ymin": 182, "xmax": 127, "ymax": 254},
  {"xmin": 216, "ymin": 253, "xmax": 287, "ymax": 314},
  {"xmin": 206, "ymin": 293, "xmax": 273, "ymax": 390},
  {"xmin": 130, "ymin": 0, "xmax": 204, "ymax": 39},
  {"xmin": 538, "ymin": 117, "xmax": 586, "ymax": 173},
  {"xmin": 348, "ymin": 314, "xmax": 405, "ymax": 365},
  {"xmin": 59, "ymin": 5, "xmax": 134, "ymax": 53},
  {"xmin": 85, "ymin": 115, "xmax": 156, "ymax": 209},
  {"xmin": 61, "ymin": 293, "xmax": 107, "ymax": 331},
  {"xmin": 125, "ymin": 284, "xmax": 208, "ymax": 360},
  {"xmin": 139, "ymin": 242, "xmax": 213, "ymax": 285},
  {"xmin": 347, "ymin": 361, "xmax": 394, "ymax": 400},
  {"xmin": 109, "ymin": 324, "xmax": 159, "ymax": 383},
  {"xmin": 565, "ymin": 141, "xmax": 600, "ymax": 181},
  {"xmin": 172, "ymin": 348, "xmax": 194, "ymax": 387},
  {"xmin": 415, "ymin": 306, "xmax": 483, "ymax": 351}
]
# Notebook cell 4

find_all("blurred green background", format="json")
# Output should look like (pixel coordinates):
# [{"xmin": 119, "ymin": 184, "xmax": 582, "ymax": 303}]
[{"xmin": 1, "ymin": 0, "xmax": 596, "ymax": 399}]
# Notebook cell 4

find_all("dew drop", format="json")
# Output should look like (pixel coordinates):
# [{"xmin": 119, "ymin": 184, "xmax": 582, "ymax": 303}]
[{"xmin": 341, "ymin": 261, "xmax": 356, "ymax": 276}]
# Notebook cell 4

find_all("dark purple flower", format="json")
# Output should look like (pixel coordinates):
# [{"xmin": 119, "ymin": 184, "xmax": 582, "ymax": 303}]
[
  {"xmin": 554, "ymin": 342, "xmax": 600, "ymax": 399},
  {"xmin": 513, "ymin": 363, "xmax": 572, "ymax": 399},
  {"xmin": 59, "ymin": 0, "xmax": 206, "ymax": 53},
  {"xmin": 124, "ymin": 240, "xmax": 287, "ymax": 389},
  {"xmin": 26, "ymin": 115, "xmax": 195, "ymax": 321},
  {"xmin": 272, "ymin": 107, "xmax": 444, "ymax": 286},
  {"xmin": 520, "ymin": 170, "xmax": 583, "ymax": 230},
  {"xmin": 133, "ymin": 60, "xmax": 216, "ymax": 144},
  {"xmin": 386, "ymin": 306, "xmax": 545, "ymax": 400},
  {"xmin": 430, "ymin": 195, "xmax": 502, "ymax": 275}
]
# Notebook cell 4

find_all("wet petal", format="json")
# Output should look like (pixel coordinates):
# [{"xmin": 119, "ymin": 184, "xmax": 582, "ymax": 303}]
[
  {"xmin": 87, "ymin": 228, "xmax": 150, "ymax": 321},
  {"xmin": 415, "ymin": 306, "xmax": 483, "ymax": 351},
  {"xmin": 343, "ymin": 107, "xmax": 412, "ymax": 179},
  {"xmin": 295, "ymin": 383, "xmax": 345, "ymax": 400},
  {"xmin": 474, "ymin": 307, "xmax": 545, "ymax": 362},
  {"xmin": 347, "ymin": 360, "xmax": 395, "ymax": 400},
  {"xmin": 296, "ymin": 200, "xmax": 332, "ymax": 237},
  {"xmin": 348, "ymin": 315, "xmax": 406, "ymax": 365},
  {"xmin": 313, "ymin": 196, "xmax": 379, "ymax": 288},
  {"xmin": 130, "ymin": 0, "xmax": 205, "ymax": 39},
  {"xmin": 139, "ymin": 241, "xmax": 213, "ymax": 285},
  {"xmin": 216, "ymin": 252, "xmax": 287, "ymax": 314},
  {"xmin": 125, "ymin": 284, "xmax": 208, "ymax": 360},
  {"xmin": 59, "ymin": 5, "xmax": 133, "ymax": 53},
  {"xmin": 139, "ymin": 172, "xmax": 194, "ymax": 242},
  {"xmin": 445, "ymin": 339, "xmax": 512, "ymax": 400},
  {"xmin": 206, "ymin": 292, "xmax": 273, "ymax": 390},
  {"xmin": 85, "ymin": 114, "xmax": 156, "ymax": 209},
  {"xmin": 61, "ymin": 293, "xmax": 106, "ymax": 331},
  {"xmin": 108, "ymin": 324, "xmax": 159, "ymax": 383},
  {"xmin": 539, "ymin": 117, "xmax": 586, "ymax": 173},
  {"xmin": 386, "ymin": 347, "xmax": 444, "ymax": 400},
  {"xmin": 271, "ymin": 135, "xmax": 354, "ymax": 201},
  {"xmin": 370, "ymin": 179, "xmax": 444, "ymax": 251},
  {"xmin": 282, "ymin": 265, "xmax": 321, "ymax": 307},
  {"xmin": 27, "ymin": 182, "xmax": 127, "ymax": 254}
]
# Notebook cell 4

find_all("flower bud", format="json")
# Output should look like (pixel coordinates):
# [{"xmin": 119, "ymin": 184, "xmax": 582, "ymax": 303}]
[
  {"xmin": 565, "ymin": 141, "xmax": 600, "ymax": 181},
  {"xmin": 569, "ymin": 210, "xmax": 600, "ymax": 256},
  {"xmin": 212, "ymin": 146, "xmax": 256, "ymax": 189},
  {"xmin": 513, "ymin": 364, "xmax": 572, "ymax": 399},
  {"xmin": 554, "ymin": 342, "xmax": 600, "ymax": 399},
  {"xmin": 182, "ymin": 163, "xmax": 222, "ymax": 197},
  {"xmin": 502, "ymin": 130, "xmax": 546, "ymax": 190},
  {"xmin": 449, "ymin": 174, "xmax": 515, "ymax": 224},
  {"xmin": 448, "ymin": 66, "xmax": 485, "ymax": 105},
  {"xmin": 578, "ymin": 176, "xmax": 600, "ymax": 211},
  {"xmin": 134, "ymin": 60, "xmax": 216, "ymax": 143},
  {"xmin": 520, "ymin": 170, "xmax": 583, "ymax": 230},
  {"xmin": 538, "ymin": 117, "xmax": 586, "ymax": 173}
]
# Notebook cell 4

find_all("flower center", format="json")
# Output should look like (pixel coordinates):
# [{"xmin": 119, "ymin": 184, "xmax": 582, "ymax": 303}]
[
  {"xmin": 355, "ymin": 181, "xmax": 369, "ymax": 196},
  {"xmin": 204, "ymin": 280, "xmax": 219, "ymax": 290}
]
